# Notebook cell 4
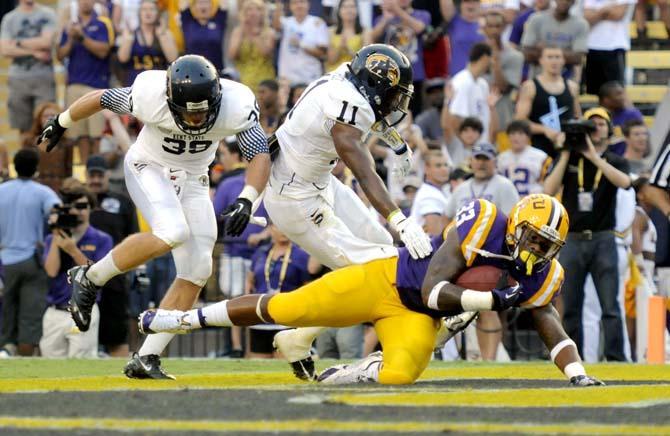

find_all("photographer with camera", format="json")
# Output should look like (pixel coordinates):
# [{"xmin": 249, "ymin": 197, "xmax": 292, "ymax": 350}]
[
  {"xmin": 544, "ymin": 107, "xmax": 632, "ymax": 361},
  {"xmin": 40, "ymin": 179, "xmax": 113, "ymax": 358}
]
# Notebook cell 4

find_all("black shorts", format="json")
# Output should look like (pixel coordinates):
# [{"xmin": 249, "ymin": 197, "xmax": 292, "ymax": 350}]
[
  {"xmin": 98, "ymin": 276, "xmax": 129, "ymax": 347},
  {"xmin": 249, "ymin": 328, "xmax": 283, "ymax": 354}
]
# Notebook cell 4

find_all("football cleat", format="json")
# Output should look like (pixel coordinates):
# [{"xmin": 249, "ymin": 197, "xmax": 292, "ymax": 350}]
[
  {"xmin": 317, "ymin": 351, "xmax": 383, "ymax": 384},
  {"xmin": 273, "ymin": 329, "xmax": 317, "ymax": 381},
  {"xmin": 138, "ymin": 309, "xmax": 191, "ymax": 335},
  {"xmin": 435, "ymin": 311, "xmax": 479, "ymax": 350},
  {"xmin": 123, "ymin": 353, "xmax": 175, "ymax": 380},
  {"xmin": 67, "ymin": 265, "xmax": 100, "ymax": 332}
]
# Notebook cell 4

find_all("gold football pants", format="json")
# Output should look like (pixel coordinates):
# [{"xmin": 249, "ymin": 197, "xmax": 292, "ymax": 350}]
[{"xmin": 267, "ymin": 257, "xmax": 439, "ymax": 384}]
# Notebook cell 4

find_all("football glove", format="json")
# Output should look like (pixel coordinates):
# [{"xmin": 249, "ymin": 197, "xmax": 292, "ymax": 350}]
[
  {"xmin": 391, "ymin": 144, "xmax": 413, "ymax": 182},
  {"xmin": 569, "ymin": 374, "xmax": 605, "ymax": 387},
  {"xmin": 37, "ymin": 115, "xmax": 67, "ymax": 152},
  {"xmin": 222, "ymin": 197, "xmax": 252, "ymax": 237},
  {"xmin": 491, "ymin": 284, "xmax": 521, "ymax": 311},
  {"xmin": 388, "ymin": 211, "xmax": 432, "ymax": 259}
]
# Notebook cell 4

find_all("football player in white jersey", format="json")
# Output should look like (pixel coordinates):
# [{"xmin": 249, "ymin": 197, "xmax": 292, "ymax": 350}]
[
  {"xmin": 497, "ymin": 120, "xmax": 553, "ymax": 197},
  {"xmin": 37, "ymin": 55, "xmax": 271, "ymax": 379},
  {"xmin": 266, "ymin": 44, "xmax": 432, "ymax": 380}
]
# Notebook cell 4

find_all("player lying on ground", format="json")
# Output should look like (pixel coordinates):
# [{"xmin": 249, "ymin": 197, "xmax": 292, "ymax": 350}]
[
  {"xmin": 140, "ymin": 194, "xmax": 603, "ymax": 387},
  {"xmin": 37, "ymin": 55, "xmax": 271, "ymax": 379}
]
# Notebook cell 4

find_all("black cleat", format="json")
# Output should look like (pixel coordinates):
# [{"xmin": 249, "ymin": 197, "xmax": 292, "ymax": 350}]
[
  {"xmin": 67, "ymin": 265, "xmax": 100, "ymax": 332},
  {"xmin": 290, "ymin": 356, "xmax": 317, "ymax": 381},
  {"xmin": 123, "ymin": 353, "xmax": 175, "ymax": 380}
]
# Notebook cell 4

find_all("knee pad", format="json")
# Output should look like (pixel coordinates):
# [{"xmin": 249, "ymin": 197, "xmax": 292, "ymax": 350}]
[
  {"xmin": 153, "ymin": 219, "xmax": 190, "ymax": 248},
  {"xmin": 177, "ymin": 253, "xmax": 212, "ymax": 288}
]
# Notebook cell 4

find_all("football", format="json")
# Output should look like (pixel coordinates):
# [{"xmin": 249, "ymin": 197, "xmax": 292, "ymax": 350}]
[{"xmin": 455, "ymin": 265, "xmax": 517, "ymax": 292}]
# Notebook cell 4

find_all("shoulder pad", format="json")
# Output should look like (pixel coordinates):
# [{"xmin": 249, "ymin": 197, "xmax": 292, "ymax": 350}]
[{"xmin": 130, "ymin": 70, "xmax": 170, "ymax": 124}]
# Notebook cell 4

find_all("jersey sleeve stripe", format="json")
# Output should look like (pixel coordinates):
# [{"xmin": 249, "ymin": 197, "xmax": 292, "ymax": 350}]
[
  {"xmin": 462, "ymin": 200, "xmax": 497, "ymax": 266},
  {"xmin": 236, "ymin": 123, "xmax": 269, "ymax": 162},
  {"xmin": 100, "ymin": 87, "xmax": 133, "ymax": 114},
  {"xmin": 521, "ymin": 261, "xmax": 561, "ymax": 308},
  {"xmin": 537, "ymin": 265, "xmax": 564, "ymax": 307},
  {"xmin": 540, "ymin": 157, "xmax": 552, "ymax": 181},
  {"xmin": 649, "ymin": 144, "xmax": 670, "ymax": 189}
]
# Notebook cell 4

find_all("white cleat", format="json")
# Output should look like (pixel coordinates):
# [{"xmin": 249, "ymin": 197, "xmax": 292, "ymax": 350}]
[
  {"xmin": 273, "ymin": 329, "xmax": 317, "ymax": 381},
  {"xmin": 435, "ymin": 311, "xmax": 479, "ymax": 350},
  {"xmin": 138, "ymin": 309, "xmax": 191, "ymax": 335},
  {"xmin": 317, "ymin": 351, "xmax": 383, "ymax": 385}
]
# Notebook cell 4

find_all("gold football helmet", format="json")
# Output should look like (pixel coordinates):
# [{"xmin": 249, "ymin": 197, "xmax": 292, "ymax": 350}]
[{"xmin": 506, "ymin": 194, "xmax": 569, "ymax": 275}]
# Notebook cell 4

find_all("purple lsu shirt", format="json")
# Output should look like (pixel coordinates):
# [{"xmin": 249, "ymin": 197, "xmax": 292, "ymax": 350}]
[
  {"xmin": 395, "ymin": 199, "xmax": 562, "ymax": 318},
  {"xmin": 180, "ymin": 8, "xmax": 227, "ymax": 71},
  {"xmin": 447, "ymin": 14, "xmax": 485, "ymax": 77},
  {"xmin": 59, "ymin": 12, "xmax": 113, "ymax": 88},
  {"xmin": 44, "ymin": 225, "xmax": 113, "ymax": 306},
  {"xmin": 250, "ymin": 243, "xmax": 310, "ymax": 294}
]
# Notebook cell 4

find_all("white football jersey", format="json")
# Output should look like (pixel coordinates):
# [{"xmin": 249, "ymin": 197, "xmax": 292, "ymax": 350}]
[
  {"xmin": 129, "ymin": 70, "xmax": 259, "ymax": 174},
  {"xmin": 274, "ymin": 66, "xmax": 376, "ymax": 186},
  {"xmin": 497, "ymin": 146, "xmax": 552, "ymax": 196}
]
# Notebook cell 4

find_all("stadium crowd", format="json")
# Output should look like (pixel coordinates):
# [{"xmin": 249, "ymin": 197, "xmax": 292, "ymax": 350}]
[{"xmin": 0, "ymin": 0, "xmax": 669, "ymax": 364}]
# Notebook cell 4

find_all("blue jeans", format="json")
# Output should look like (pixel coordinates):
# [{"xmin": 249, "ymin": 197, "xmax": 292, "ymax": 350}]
[{"xmin": 560, "ymin": 231, "xmax": 626, "ymax": 361}]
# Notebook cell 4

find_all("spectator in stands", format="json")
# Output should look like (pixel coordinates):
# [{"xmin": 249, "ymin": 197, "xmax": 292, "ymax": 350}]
[
  {"xmin": 41, "ymin": 179, "xmax": 113, "ymax": 358},
  {"xmin": 410, "ymin": 150, "xmax": 450, "ymax": 236},
  {"xmin": 85, "ymin": 155, "xmax": 137, "ymax": 357},
  {"xmin": 0, "ymin": 0, "xmax": 57, "ymax": 141},
  {"xmin": 0, "ymin": 149, "xmax": 60, "ymax": 357},
  {"xmin": 543, "ymin": 107, "xmax": 633, "ymax": 361},
  {"xmin": 521, "ymin": 0, "xmax": 589, "ymax": 78},
  {"xmin": 497, "ymin": 120, "xmax": 553, "ymax": 196},
  {"xmin": 228, "ymin": 0, "xmax": 275, "ymax": 92},
  {"xmin": 448, "ymin": 166, "xmax": 471, "ymax": 193},
  {"xmin": 445, "ymin": 142, "xmax": 519, "ymax": 361},
  {"xmin": 415, "ymin": 78, "xmax": 445, "ymax": 148},
  {"xmin": 57, "ymin": 0, "xmax": 114, "ymax": 163},
  {"xmin": 179, "ymin": 0, "xmax": 227, "ymax": 71},
  {"xmin": 213, "ymin": 138, "xmax": 269, "ymax": 357},
  {"xmin": 26, "ymin": 102, "xmax": 73, "ymax": 192},
  {"xmin": 509, "ymin": 0, "xmax": 550, "ymax": 48},
  {"xmin": 247, "ymin": 224, "xmax": 310, "ymax": 358},
  {"xmin": 444, "ymin": 43, "xmax": 498, "ymax": 143},
  {"xmin": 441, "ymin": 0, "xmax": 485, "ymax": 77},
  {"xmin": 325, "ymin": 0, "xmax": 370, "ymax": 73},
  {"xmin": 598, "ymin": 81, "xmax": 644, "ymax": 155},
  {"xmin": 371, "ymin": 0, "xmax": 430, "ymax": 115},
  {"xmin": 623, "ymin": 119, "xmax": 651, "ymax": 174},
  {"xmin": 257, "ymin": 80, "xmax": 281, "ymax": 135},
  {"xmin": 635, "ymin": 0, "xmax": 670, "ymax": 37},
  {"xmin": 583, "ymin": 0, "xmax": 636, "ymax": 95},
  {"xmin": 482, "ymin": 10, "xmax": 524, "ymax": 130},
  {"xmin": 116, "ymin": 0, "xmax": 141, "ymax": 32},
  {"xmin": 117, "ymin": 0, "xmax": 178, "ymax": 87},
  {"xmin": 444, "ymin": 117, "xmax": 484, "ymax": 169},
  {"xmin": 274, "ymin": 0, "xmax": 329, "ymax": 86},
  {"xmin": 515, "ymin": 46, "xmax": 581, "ymax": 158}
]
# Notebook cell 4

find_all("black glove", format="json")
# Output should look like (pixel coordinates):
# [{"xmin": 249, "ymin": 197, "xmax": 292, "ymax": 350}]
[
  {"xmin": 222, "ymin": 197, "xmax": 252, "ymax": 237},
  {"xmin": 570, "ymin": 375, "xmax": 605, "ymax": 387},
  {"xmin": 37, "ymin": 115, "xmax": 67, "ymax": 152},
  {"xmin": 491, "ymin": 284, "xmax": 521, "ymax": 311}
]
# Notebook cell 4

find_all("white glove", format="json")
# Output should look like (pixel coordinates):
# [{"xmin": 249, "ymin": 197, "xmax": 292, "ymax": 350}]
[
  {"xmin": 391, "ymin": 145, "xmax": 413, "ymax": 182},
  {"xmin": 388, "ymin": 210, "xmax": 433, "ymax": 259}
]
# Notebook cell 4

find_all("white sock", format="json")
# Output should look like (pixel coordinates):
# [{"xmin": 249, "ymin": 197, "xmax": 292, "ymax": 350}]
[
  {"xmin": 86, "ymin": 252, "xmax": 122, "ymax": 286},
  {"xmin": 138, "ymin": 332, "xmax": 175, "ymax": 356},
  {"xmin": 186, "ymin": 301, "xmax": 232, "ymax": 328}
]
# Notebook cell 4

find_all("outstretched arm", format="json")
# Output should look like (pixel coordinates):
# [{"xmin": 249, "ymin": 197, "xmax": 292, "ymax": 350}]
[{"xmin": 530, "ymin": 303, "xmax": 602, "ymax": 385}]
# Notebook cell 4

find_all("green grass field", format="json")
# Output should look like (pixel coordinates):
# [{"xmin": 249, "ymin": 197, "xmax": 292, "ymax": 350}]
[{"xmin": 0, "ymin": 358, "xmax": 669, "ymax": 434}]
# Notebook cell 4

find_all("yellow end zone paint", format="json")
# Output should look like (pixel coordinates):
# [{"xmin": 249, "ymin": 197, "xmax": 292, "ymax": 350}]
[
  {"xmin": 0, "ymin": 416, "xmax": 669, "ymax": 434},
  {"xmin": 331, "ymin": 384, "xmax": 670, "ymax": 408}
]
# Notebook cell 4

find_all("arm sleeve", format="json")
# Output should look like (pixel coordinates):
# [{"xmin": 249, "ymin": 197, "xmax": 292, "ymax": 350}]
[
  {"xmin": 236, "ymin": 122, "xmax": 269, "ymax": 162},
  {"xmin": 520, "ymin": 15, "xmax": 538, "ymax": 47},
  {"xmin": 449, "ymin": 86, "xmax": 472, "ymax": 118},
  {"xmin": 100, "ymin": 87, "xmax": 133, "ymax": 114},
  {"xmin": 571, "ymin": 19, "xmax": 589, "ymax": 53}
]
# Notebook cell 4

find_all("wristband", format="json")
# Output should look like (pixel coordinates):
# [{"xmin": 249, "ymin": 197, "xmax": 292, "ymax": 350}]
[
  {"xmin": 427, "ymin": 281, "xmax": 448, "ymax": 310},
  {"xmin": 549, "ymin": 338, "xmax": 576, "ymax": 362},
  {"xmin": 460, "ymin": 289, "xmax": 493, "ymax": 311},
  {"xmin": 57, "ymin": 109, "xmax": 74, "ymax": 128},
  {"xmin": 239, "ymin": 185, "xmax": 259, "ymax": 203},
  {"xmin": 387, "ymin": 209, "xmax": 404, "ymax": 225},
  {"xmin": 564, "ymin": 362, "xmax": 586, "ymax": 379}
]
